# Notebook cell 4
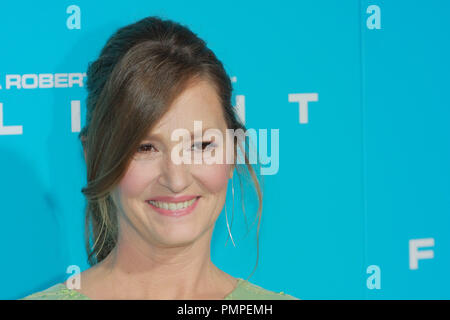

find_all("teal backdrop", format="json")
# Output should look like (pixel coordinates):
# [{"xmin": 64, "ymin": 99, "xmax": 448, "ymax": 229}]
[{"xmin": 1, "ymin": 0, "xmax": 449, "ymax": 299}]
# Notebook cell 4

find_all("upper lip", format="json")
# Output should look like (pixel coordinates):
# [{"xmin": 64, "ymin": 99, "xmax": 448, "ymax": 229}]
[{"xmin": 147, "ymin": 195, "xmax": 200, "ymax": 203}]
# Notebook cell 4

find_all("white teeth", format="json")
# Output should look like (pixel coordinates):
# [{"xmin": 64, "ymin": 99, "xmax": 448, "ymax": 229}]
[{"xmin": 148, "ymin": 198, "xmax": 197, "ymax": 210}]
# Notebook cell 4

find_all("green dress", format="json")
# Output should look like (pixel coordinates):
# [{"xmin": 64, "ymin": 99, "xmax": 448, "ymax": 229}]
[{"xmin": 20, "ymin": 278, "xmax": 299, "ymax": 300}]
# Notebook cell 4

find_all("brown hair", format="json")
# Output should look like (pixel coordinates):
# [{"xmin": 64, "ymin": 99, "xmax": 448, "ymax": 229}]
[{"xmin": 79, "ymin": 16, "xmax": 263, "ymax": 279}]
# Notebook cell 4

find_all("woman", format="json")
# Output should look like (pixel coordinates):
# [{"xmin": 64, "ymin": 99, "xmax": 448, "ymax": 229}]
[{"xmin": 22, "ymin": 16, "xmax": 298, "ymax": 300}]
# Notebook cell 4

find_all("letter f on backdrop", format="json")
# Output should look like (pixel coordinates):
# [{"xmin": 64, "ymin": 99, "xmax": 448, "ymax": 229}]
[{"xmin": 409, "ymin": 238, "xmax": 434, "ymax": 270}]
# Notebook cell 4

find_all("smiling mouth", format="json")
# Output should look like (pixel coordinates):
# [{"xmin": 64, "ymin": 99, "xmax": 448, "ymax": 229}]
[{"xmin": 146, "ymin": 197, "xmax": 197, "ymax": 210}]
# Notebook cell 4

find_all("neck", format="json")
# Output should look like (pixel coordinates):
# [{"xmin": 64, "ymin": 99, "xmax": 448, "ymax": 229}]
[{"xmin": 91, "ymin": 223, "xmax": 231, "ymax": 299}]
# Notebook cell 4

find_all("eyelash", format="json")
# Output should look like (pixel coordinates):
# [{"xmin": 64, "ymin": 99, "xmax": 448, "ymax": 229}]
[{"xmin": 137, "ymin": 141, "xmax": 217, "ymax": 153}]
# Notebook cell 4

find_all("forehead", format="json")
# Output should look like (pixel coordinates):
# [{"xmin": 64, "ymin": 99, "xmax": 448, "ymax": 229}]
[{"xmin": 146, "ymin": 79, "xmax": 226, "ymax": 140}]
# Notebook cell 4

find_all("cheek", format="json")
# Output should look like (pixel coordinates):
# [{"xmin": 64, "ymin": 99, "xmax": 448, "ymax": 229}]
[
  {"xmin": 118, "ymin": 162, "xmax": 156, "ymax": 198},
  {"xmin": 195, "ymin": 164, "xmax": 231, "ymax": 193}
]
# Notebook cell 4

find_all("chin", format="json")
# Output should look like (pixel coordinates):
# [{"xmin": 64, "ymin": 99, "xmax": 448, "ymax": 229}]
[
  {"xmin": 153, "ymin": 226, "xmax": 203, "ymax": 246},
  {"xmin": 157, "ymin": 235, "xmax": 200, "ymax": 247}
]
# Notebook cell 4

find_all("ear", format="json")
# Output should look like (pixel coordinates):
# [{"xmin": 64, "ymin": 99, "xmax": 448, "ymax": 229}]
[
  {"xmin": 229, "ymin": 164, "xmax": 234, "ymax": 180},
  {"xmin": 81, "ymin": 135, "xmax": 87, "ymax": 162}
]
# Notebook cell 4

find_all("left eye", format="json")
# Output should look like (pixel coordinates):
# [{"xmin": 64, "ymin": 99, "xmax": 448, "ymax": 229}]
[{"xmin": 192, "ymin": 141, "xmax": 216, "ymax": 151}]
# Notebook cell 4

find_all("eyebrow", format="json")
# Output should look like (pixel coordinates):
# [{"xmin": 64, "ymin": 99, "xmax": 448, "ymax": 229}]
[{"xmin": 145, "ymin": 127, "xmax": 223, "ymax": 141}]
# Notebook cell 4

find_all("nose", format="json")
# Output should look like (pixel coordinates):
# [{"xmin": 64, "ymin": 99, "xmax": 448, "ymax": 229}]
[{"xmin": 157, "ymin": 152, "xmax": 193, "ymax": 194}]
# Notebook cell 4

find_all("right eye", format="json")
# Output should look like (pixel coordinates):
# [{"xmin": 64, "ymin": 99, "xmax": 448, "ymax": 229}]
[{"xmin": 137, "ymin": 143, "xmax": 157, "ymax": 153}]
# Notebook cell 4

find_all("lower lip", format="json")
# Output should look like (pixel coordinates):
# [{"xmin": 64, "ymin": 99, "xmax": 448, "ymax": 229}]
[{"xmin": 146, "ymin": 197, "xmax": 200, "ymax": 217}]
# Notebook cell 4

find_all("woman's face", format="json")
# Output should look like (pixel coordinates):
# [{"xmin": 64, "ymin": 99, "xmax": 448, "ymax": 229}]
[{"xmin": 112, "ymin": 79, "xmax": 234, "ymax": 248}]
